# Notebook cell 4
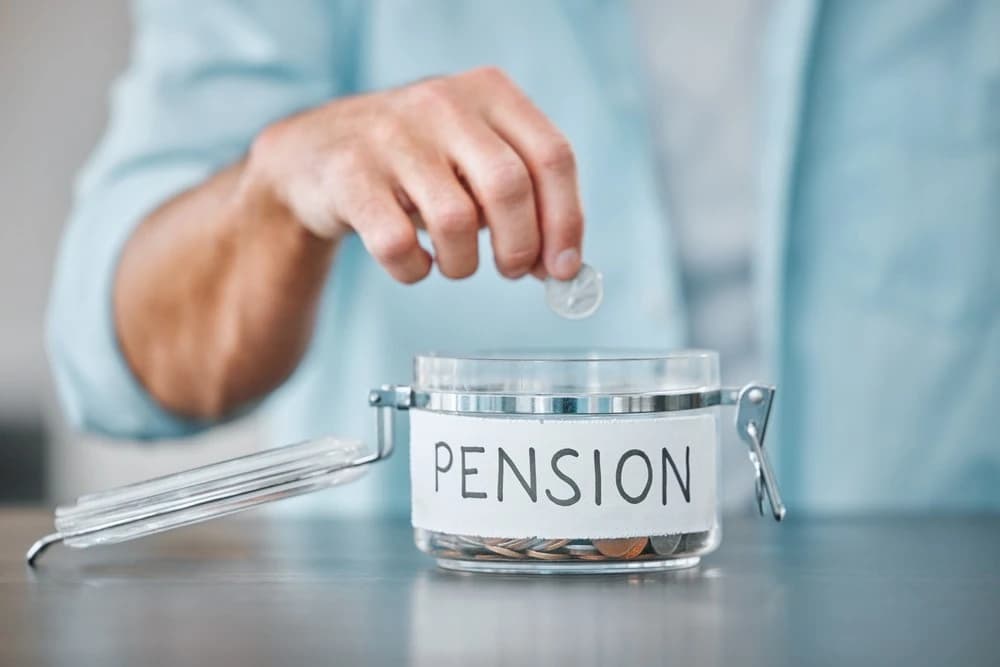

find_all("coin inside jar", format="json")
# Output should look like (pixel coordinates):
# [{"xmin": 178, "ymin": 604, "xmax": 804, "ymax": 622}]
[
  {"xmin": 531, "ymin": 539, "xmax": 571, "ymax": 552},
  {"xmin": 484, "ymin": 544, "xmax": 526, "ymax": 559},
  {"xmin": 592, "ymin": 537, "xmax": 649, "ymax": 559},
  {"xmin": 545, "ymin": 263, "xmax": 603, "ymax": 319},
  {"xmin": 650, "ymin": 534, "xmax": 683, "ymax": 556},
  {"xmin": 564, "ymin": 543, "xmax": 600, "ymax": 556}
]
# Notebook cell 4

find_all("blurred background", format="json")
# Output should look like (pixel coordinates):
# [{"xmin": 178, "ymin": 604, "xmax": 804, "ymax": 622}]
[{"xmin": 1, "ymin": 0, "xmax": 262, "ymax": 504}]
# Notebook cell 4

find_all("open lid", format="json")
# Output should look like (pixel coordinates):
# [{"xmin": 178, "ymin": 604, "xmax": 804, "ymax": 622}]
[{"xmin": 26, "ymin": 386, "xmax": 411, "ymax": 566}]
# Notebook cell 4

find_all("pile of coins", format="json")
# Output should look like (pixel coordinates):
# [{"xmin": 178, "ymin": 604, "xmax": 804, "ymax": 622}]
[{"xmin": 425, "ymin": 531, "xmax": 713, "ymax": 562}]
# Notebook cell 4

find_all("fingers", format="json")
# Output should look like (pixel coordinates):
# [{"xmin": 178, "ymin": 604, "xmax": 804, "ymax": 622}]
[
  {"xmin": 391, "ymin": 146, "xmax": 481, "ymax": 279},
  {"xmin": 346, "ymin": 175, "xmax": 433, "ymax": 284},
  {"xmin": 447, "ymin": 125, "xmax": 542, "ymax": 278},
  {"xmin": 421, "ymin": 87, "xmax": 541, "ymax": 279},
  {"xmin": 313, "ymin": 68, "xmax": 582, "ymax": 286},
  {"xmin": 476, "ymin": 70, "xmax": 584, "ymax": 280}
]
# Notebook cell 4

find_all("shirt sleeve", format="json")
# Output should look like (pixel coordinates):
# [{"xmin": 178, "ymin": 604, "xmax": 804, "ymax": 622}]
[{"xmin": 46, "ymin": 0, "xmax": 363, "ymax": 439}]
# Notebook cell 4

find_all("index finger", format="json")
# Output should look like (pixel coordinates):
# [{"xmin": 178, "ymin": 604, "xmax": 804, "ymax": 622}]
[{"xmin": 479, "ymin": 76, "xmax": 584, "ymax": 280}]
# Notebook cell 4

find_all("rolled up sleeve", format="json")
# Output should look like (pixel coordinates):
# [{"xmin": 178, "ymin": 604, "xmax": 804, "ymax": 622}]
[{"xmin": 47, "ymin": 0, "xmax": 361, "ymax": 438}]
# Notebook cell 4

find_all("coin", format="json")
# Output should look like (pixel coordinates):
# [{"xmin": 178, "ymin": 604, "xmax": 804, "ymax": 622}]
[
  {"xmin": 432, "ymin": 535, "xmax": 464, "ymax": 551},
  {"xmin": 545, "ymin": 263, "xmax": 603, "ymax": 319},
  {"xmin": 576, "ymin": 554, "xmax": 611, "ymax": 561},
  {"xmin": 564, "ymin": 543, "xmax": 600, "ymax": 556},
  {"xmin": 532, "ymin": 539, "xmax": 571, "ymax": 553},
  {"xmin": 650, "ymin": 534, "xmax": 683, "ymax": 556},
  {"xmin": 484, "ymin": 544, "xmax": 527, "ymax": 559},
  {"xmin": 456, "ymin": 535, "xmax": 491, "ymax": 553},
  {"xmin": 496, "ymin": 537, "xmax": 540, "ymax": 551},
  {"xmin": 525, "ymin": 550, "xmax": 568, "ymax": 561},
  {"xmin": 592, "ymin": 537, "xmax": 649, "ymax": 559}
]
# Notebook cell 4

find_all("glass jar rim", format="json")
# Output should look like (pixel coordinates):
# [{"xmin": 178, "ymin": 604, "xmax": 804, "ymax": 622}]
[
  {"xmin": 413, "ymin": 348, "xmax": 720, "ymax": 395},
  {"xmin": 416, "ymin": 348, "xmax": 718, "ymax": 363}
]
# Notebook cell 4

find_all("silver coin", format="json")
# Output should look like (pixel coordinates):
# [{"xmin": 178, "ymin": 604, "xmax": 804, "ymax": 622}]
[
  {"xmin": 650, "ymin": 534, "xmax": 683, "ymax": 556},
  {"xmin": 564, "ymin": 542, "xmax": 600, "ymax": 555},
  {"xmin": 545, "ymin": 263, "xmax": 603, "ymax": 319},
  {"xmin": 432, "ymin": 534, "xmax": 464, "ymax": 551},
  {"xmin": 532, "ymin": 539, "xmax": 571, "ymax": 553},
  {"xmin": 450, "ymin": 535, "xmax": 494, "ymax": 554}
]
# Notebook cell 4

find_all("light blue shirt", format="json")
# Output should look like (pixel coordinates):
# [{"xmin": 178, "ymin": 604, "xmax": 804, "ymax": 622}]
[{"xmin": 48, "ymin": 0, "xmax": 999, "ymax": 515}]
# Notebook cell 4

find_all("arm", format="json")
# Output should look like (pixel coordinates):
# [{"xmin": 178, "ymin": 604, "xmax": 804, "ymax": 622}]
[
  {"xmin": 47, "ymin": 0, "xmax": 356, "ymax": 438},
  {"xmin": 114, "ymin": 159, "xmax": 336, "ymax": 420},
  {"xmin": 114, "ymin": 70, "xmax": 585, "ymax": 421}
]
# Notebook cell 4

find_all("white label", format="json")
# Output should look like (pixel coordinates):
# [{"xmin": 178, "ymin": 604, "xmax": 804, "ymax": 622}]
[{"xmin": 409, "ymin": 411, "xmax": 717, "ymax": 539}]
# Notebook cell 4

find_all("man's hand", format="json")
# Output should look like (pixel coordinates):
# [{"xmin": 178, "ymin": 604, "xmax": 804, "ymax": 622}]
[
  {"xmin": 244, "ymin": 67, "xmax": 584, "ymax": 283},
  {"xmin": 115, "ymin": 67, "xmax": 583, "ymax": 420}
]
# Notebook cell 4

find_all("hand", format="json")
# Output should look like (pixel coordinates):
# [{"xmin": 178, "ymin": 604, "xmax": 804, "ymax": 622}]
[{"xmin": 244, "ymin": 67, "xmax": 584, "ymax": 283}]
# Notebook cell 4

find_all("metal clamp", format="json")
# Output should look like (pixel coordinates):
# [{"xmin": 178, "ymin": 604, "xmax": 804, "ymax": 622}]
[
  {"xmin": 729, "ymin": 384, "xmax": 786, "ymax": 521},
  {"xmin": 368, "ymin": 385, "xmax": 418, "ymax": 460},
  {"xmin": 417, "ymin": 389, "xmax": 728, "ymax": 415}
]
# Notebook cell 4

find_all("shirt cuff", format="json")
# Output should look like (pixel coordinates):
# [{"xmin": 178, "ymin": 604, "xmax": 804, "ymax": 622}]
[{"xmin": 48, "ymin": 162, "xmax": 219, "ymax": 440}]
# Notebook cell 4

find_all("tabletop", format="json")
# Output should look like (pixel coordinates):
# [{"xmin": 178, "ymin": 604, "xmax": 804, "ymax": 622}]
[{"xmin": 1, "ymin": 508, "xmax": 998, "ymax": 666}]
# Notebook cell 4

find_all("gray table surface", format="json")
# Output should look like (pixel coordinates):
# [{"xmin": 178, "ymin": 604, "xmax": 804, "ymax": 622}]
[{"xmin": 2, "ymin": 509, "xmax": 999, "ymax": 666}]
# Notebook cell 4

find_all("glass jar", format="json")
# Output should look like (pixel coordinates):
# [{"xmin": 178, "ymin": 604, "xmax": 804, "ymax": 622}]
[
  {"xmin": 389, "ymin": 350, "xmax": 784, "ymax": 574},
  {"xmin": 27, "ymin": 349, "xmax": 783, "ymax": 574}
]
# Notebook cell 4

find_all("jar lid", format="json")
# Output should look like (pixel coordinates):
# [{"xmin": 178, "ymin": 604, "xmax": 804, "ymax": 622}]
[
  {"xmin": 26, "ymin": 436, "xmax": 375, "ymax": 564},
  {"xmin": 414, "ymin": 349, "xmax": 720, "ymax": 395}
]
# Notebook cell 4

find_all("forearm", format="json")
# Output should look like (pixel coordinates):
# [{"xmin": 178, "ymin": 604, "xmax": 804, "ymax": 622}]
[{"xmin": 114, "ymin": 159, "xmax": 336, "ymax": 420}]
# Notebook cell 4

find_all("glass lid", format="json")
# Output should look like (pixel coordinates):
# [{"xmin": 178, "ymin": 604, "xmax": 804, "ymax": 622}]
[
  {"xmin": 27, "ymin": 384, "xmax": 406, "ymax": 565},
  {"xmin": 26, "ymin": 436, "xmax": 375, "ymax": 565}
]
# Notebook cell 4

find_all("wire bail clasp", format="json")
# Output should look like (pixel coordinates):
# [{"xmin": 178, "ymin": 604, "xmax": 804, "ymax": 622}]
[
  {"xmin": 368, "ymin": 385, "xmax": 422, "ymax": 460},
  {"xmin": 733, "ymin": 384, "xmax": 786, "ymax": 521}
]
